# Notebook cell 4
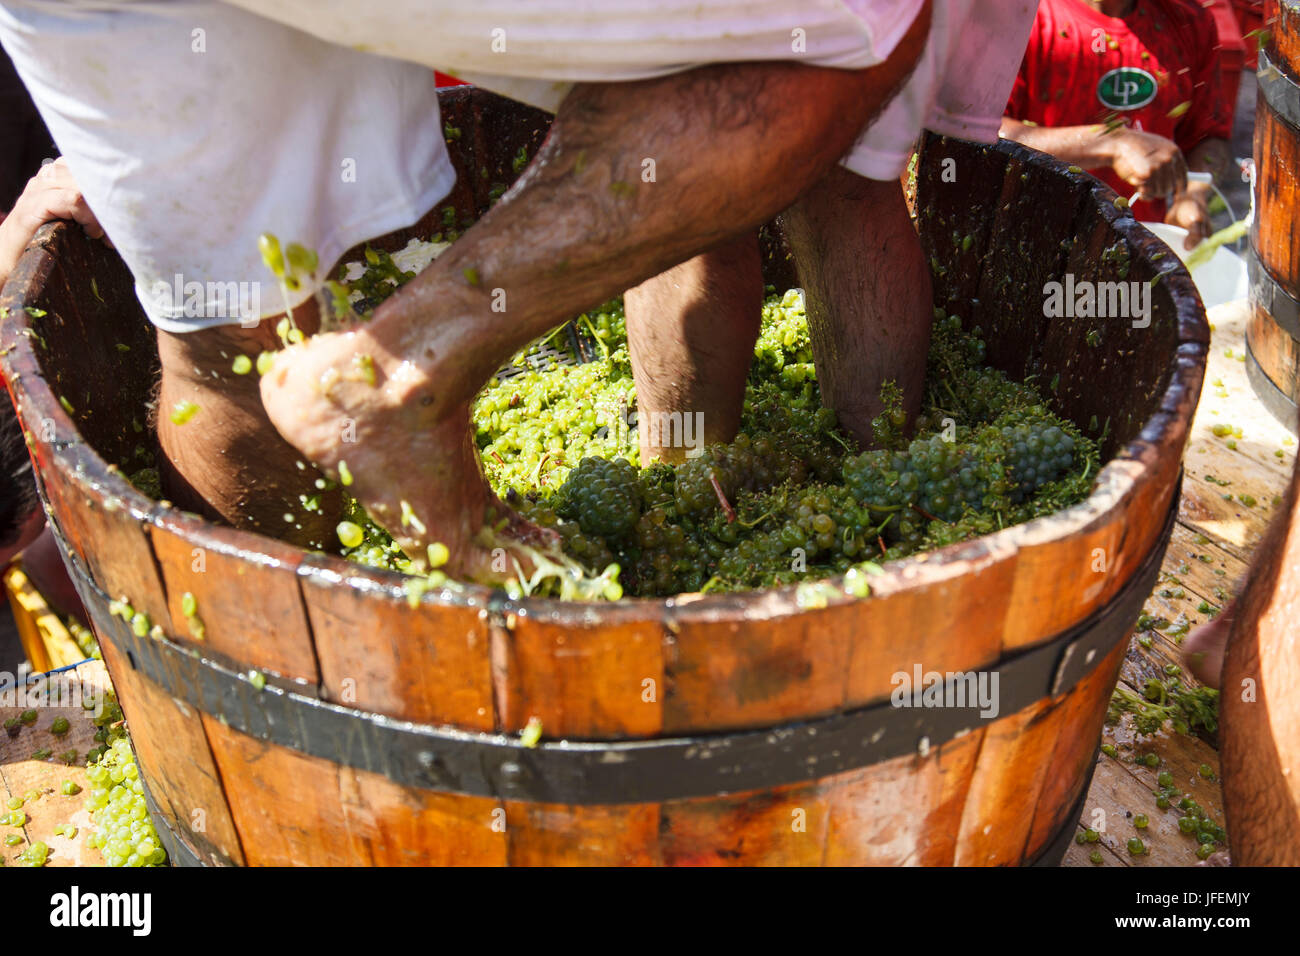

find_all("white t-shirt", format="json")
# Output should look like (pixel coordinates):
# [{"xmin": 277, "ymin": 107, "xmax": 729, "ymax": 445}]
[{"xmin": 0, "ymin": 0, "xmax": 1031, "ymax": 331}]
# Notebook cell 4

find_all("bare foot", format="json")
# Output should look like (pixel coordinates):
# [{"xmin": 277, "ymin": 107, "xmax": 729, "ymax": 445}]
[
  {"xmin": 258, "ymin": 326, "xmax": 554, "ymax": 580},
  {"xmin": 1182, "ymin": 600, "xmax": 1235, "ymax": 689}
]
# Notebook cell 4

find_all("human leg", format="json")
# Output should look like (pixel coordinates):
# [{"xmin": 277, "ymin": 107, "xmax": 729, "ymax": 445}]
[
  {"xmin": 780, "ymin": 168, "xmax": 930, "ymax": 446},
  {"xmin": 258, "ymin": 7, "xmax": 933, "ymax": 573},
  {"xmin": 624, "ymin": 232, "xmax": 763, "ymax": 465}
]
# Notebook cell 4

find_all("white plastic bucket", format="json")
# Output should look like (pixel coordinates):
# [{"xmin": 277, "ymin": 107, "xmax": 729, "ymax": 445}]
[{"xmin": 1140, "ymin": 222, "xmax": 1248, "ymax": 310}]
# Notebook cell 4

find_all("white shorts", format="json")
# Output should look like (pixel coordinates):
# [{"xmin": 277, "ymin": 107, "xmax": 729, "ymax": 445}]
[
  {"xmin": 0, "ymin": 0, "xmax": 1031, "ymax": 331},
  {"xmin": 233, "ymin": 0, "xmax": 1034, "ymax": 180},
  {"xmin": 842, "ymin": 0, "xmax": 1038, "ymax": 180}
]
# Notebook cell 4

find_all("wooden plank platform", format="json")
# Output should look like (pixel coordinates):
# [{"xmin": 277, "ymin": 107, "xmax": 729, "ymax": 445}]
[
  {"xmin": 1063, "ymin": 297, "xmax": 1290, "ymax": 868},
  {"xmin": 1, "ymin": 660, "xmax": 111, "ymax": 867}
]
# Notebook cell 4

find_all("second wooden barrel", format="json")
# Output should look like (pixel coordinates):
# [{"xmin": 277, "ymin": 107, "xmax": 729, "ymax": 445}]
[{"xmin": 1248, "ymin": 0, "xmax": 1300, "ymax": 430}]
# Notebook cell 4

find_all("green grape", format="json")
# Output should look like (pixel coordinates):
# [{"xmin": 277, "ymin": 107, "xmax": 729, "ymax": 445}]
[
  {"xmin": 336, "ymin": 521, "xmax": 364, "ymax": 549},
  {"xmin": 169, "ymin": 400, "xmax": 199, "ymax": 425},
  {"xmin": 257, "ymin": 233, "xmax": 285, "ymax": 277}
]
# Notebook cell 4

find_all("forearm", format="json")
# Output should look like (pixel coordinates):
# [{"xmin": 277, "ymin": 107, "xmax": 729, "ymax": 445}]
[
  {"xmin": 999, "ymin": 117, "xmax": 1116, "ymax": 169},
  {"xmin": 0, "ymin": 209, "xmax": 25, "ymax": 285},
  {"xmin": 372, "ymin": 4, "xmax": 932, "ymax": 396}
]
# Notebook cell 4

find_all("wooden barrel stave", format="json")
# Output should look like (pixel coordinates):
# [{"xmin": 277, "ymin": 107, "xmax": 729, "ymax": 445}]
[
  {"xmin": 916, "ymin": 135, "xmax": 1016, "ymax": 316},
  {"xmin": 300, "ymin": 560, "xmax": 498, "ymax": 728},
  {"xmin": 1025, "ymin": 637, "xmax": 1128, "ymax": 853},
  {"xmin": 501, "ymin": 611, "xmax": 665, "ymax": 738},
  {"xmin": 198, "ymin": 721, "xmax": 509, "ymax": 866},
  {"xmin": 970, "ymin": 154, "xmax": 1092, "ymax": 393},
  {"xmin": 149, "ymin": 516, "xmax": 322, "ymax": 684},
  {"xmin": 62, "ymin": 547, "xmax": 246, "ymax": 866},
  {"xmin": 841, "ymin": 560, "xmax": 1010, "ymax": 711},
  {"xmin": 99, "ymin": 638, "xmax": 248, "ymax": 866},
  {"xmin": 822, "ymin": 733, "xmax": 983, "ymax": 866},
  {"xmin": 0, "ymin": 88, "xmax": 1208, "ymax": 865},
  {"xmin": 506, "ymin": 800, "xmax": 662, "ymax": 866},
  {"xmin": 954, "ymin": 696, "xmax": 1057, "ymax": 865}
]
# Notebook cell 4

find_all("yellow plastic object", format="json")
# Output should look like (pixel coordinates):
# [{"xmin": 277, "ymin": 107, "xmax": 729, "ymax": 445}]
[{"xmin": 3, "ymin": 563, "xmax": 83, "ymax": 672}]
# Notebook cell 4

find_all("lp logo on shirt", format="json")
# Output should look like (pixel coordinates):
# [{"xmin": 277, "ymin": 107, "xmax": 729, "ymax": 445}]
[{"xmin": 1097, "ymin": 67, "xmax": 1157, "ymax": 110}]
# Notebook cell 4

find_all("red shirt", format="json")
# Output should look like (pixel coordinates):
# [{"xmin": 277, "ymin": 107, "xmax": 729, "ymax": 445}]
[{"xmin": 1006, "ymin": 0, "xmax": 1233, "ymax": 220}]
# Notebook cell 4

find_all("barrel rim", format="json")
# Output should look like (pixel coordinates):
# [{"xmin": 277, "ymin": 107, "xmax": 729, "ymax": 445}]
[{"xmin": 0, "ymin": 138, "xmax": 1208, "ymax": 629}]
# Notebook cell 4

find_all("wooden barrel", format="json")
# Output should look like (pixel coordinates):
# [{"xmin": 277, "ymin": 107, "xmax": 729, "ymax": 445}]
[
  {"xmin": 1248, "ymin": 0, "xmax": 1300, "ymax": 430},
  {"xmin": 0, "ymin": 88, "xmax": 1207, "ymax": 866}
]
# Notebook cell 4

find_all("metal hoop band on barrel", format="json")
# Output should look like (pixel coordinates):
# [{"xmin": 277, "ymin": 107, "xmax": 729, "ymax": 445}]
[
  {"xmin": 1246, "ymin": 341, "xmax": 1300, "ymax": 431},
  {"xmin": 1245, "ymin": 247, "xmax": 1300, "ymax": 430},
  {"xmin": 60, "ymin": 475, "xmax": 1177, "ymax": 814},
  {"xmin": 142, "ymin": 737, "xmax": 1104, "ymax": 868},
  {"xmin": 1259, "ymin": 48, "xmax": 1300, "ymax": 132},
  {"xmin": 1249, "ymin": 246, "xmax": 1300, "ymax": 341}
]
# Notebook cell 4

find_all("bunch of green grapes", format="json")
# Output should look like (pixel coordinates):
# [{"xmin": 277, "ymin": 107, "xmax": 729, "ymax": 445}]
[
  {"xmin": 918, "ymin": 313, "xmax": 1046, "ymax": 430},
  {"xmin": 554, "ymin": 457, "xmax": 643, "ymax": 539},
  {"xmin": 708, "ymin": 482, "xmax": 873, "ymax": 587},
  {"xmin": 348, "ymin": 246, "xmax": 416, "ymax": 313},
  {"xmin": 80, "ymin": 690, "xmax": 167, "ymax": 867},
  {"xmin": 673, "ymin": 431, "xmax": 811, "ymax": 519},
  {"xmin": 844, "ymin": 418, "xmax": 1082, "ymax": 526},
  {"xmin": 739, "ymin": 381, "xmax": 846, "ymax": 481},
  {"xmin": 752, "ymin": 288, "xmax": 814, "ymax": 376}
]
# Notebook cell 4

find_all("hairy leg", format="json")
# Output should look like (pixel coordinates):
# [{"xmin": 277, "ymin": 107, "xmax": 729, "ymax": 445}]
[
  {"xmin": 1220, "ymin": 460, "xmax": 1300, "ymax": 864},
  {"xmin": 156, "ymin": 301, "xmax": 342, "ymax": 551},
  {"xmin": 624, "ymin": 232, "xmax": 762, "ymax": 464},
  {"xmin": 259, "ymin": 3, "xmax": 932, "ymax": 574},
  {"xmin": 780, "ymin": 168, "xmax": 930, "ymax": 447}
]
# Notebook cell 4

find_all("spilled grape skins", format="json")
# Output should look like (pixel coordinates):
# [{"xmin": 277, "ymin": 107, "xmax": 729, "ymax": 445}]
[{"xmin": 338, "ymin": 248, "xmax": 1099, "ymax": 599}]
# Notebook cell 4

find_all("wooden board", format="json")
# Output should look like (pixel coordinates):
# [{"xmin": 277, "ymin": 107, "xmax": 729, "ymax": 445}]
[
  {"xmin": 0, "ymin": 661, "xmax": 111, "ymax": 867},
  {"xmin": 1064, "ymin": 298, "xmax": 1281, "ymax": 867}
]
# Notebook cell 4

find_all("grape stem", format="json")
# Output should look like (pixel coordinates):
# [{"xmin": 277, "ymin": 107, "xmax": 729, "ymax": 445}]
[
  {"xmin": 910, "ymin": 502, "xmax": 944, "ymax": 523},
  {"xmin": 528, "ymin": 453, "xmax": 551, "ymax": 487},
  {"xmin": 579, "ymin": 312, "xmax": 610, "ymax": 363},
  {"xmin": 825, "ymin": 430, "xmax": 853, "ymax": 452},
  {"xmin": 870, "ymin": 513, "xmax": 895, "ymax": 537},
  {"xmin": 709, "ymin": 471, "xmax": 737, "ymax": 523}
]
